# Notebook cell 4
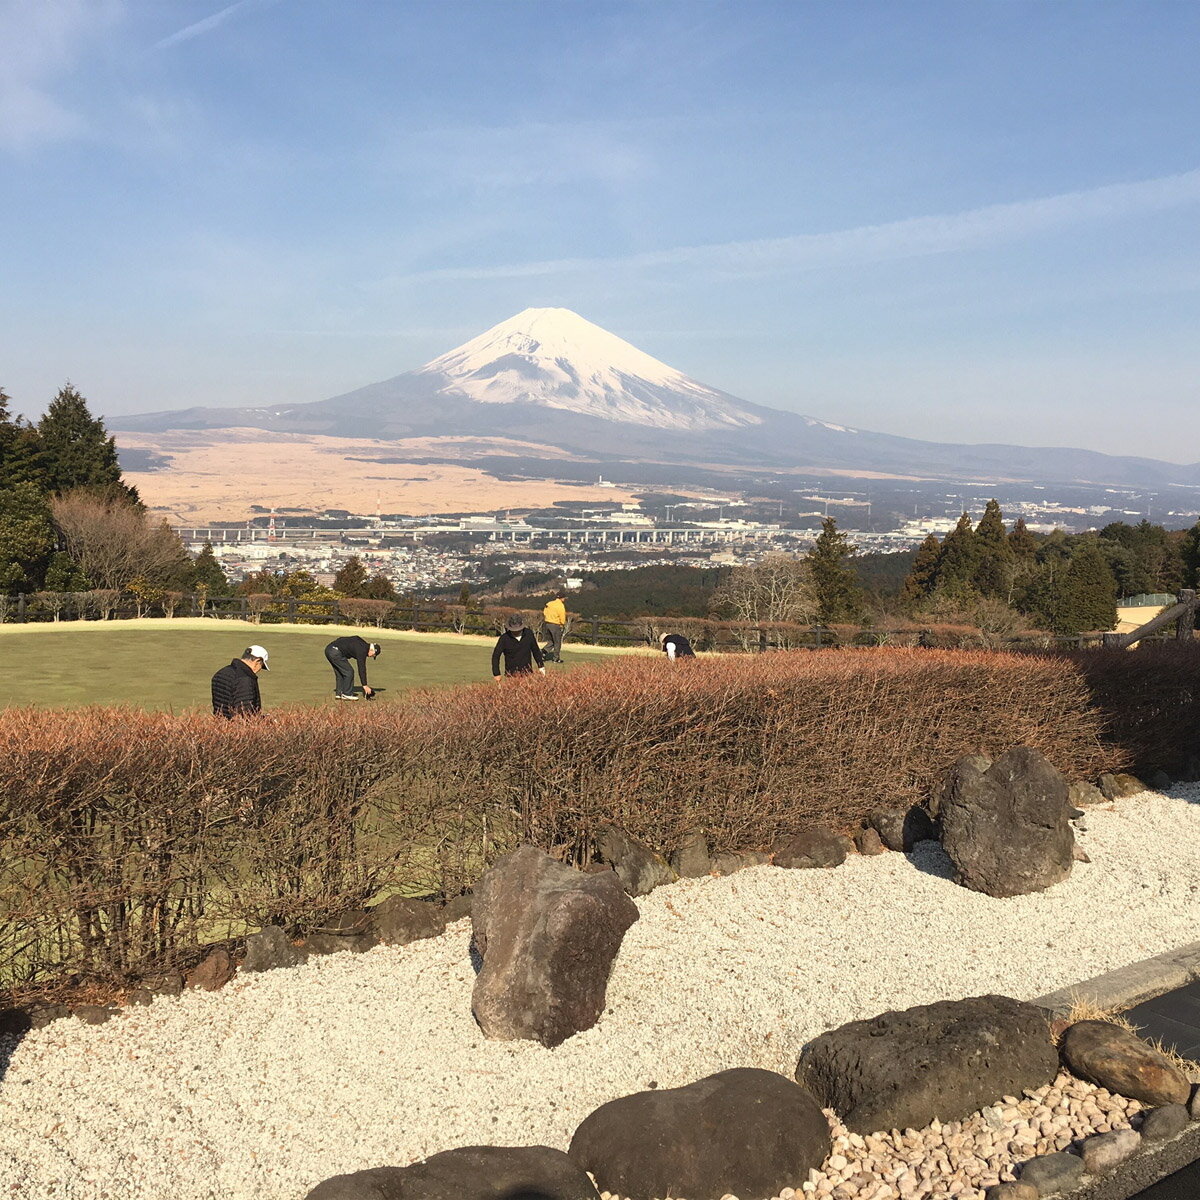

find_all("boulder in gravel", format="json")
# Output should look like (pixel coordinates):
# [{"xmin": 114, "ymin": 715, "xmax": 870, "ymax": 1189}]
[
  {"xmin": 1019, "ymin": 1152, "xmax": 1084, "ymax": 1193},
  {"xmin": 369, "ymin": 896, "xmax": 447, "ymax": 947},
  {"xmin": 596, "ymin": 826, "xmax": 672, "ymax": 896},
  {"xmin": 939, "ymin": 746, "xmax": 1075, "ymax": 898},
  {"xmin": 985, "ymin": 1184, "xmax": 1038, "ymax": 1200},
  {"xmin": 305, "ymin": 909, "xmax": 378, "ymax": 956},
  {"xmin": 772, "ymin": 825, "xmax": 846, "ymax": 869},
  {"xmin": 28, "ymin": 1002, "xmax": 69, "ymax": 1029},
  {"xmin": 1146, "ymin": 768, "xmax": 1173, "ymax": 791},
  {"xmin": 471, "ymin": 845, "xmax": 639, "ymax": 1047},
  {"xmin": 241, "ymin": 926, "xmax": 308, "ymax": 973},
  {"xmin": 73, "ymin": 1005, "xmax": 116, "ymax": 1025},
  {"xmin": 568, "ymin": 1067, "xmax": 830, "ymax": 1200},
  {"xmin": 1098, "ymin": 772, "xmax": 1146, "ymax": 800},
  {"xmin": 669, "ymin": 831, "xmax": 712, "ymax": 878},
  {"xmin": 928, "ymin": 754, "xmax": 991, "ymax": 819},
  {"xmin": 1068, "ymin": 780, "xmax": 1107, "ymax": 808},
  {"xmin": 1059, "ymin": 1020, "xmax": 1191, "ymax": 1105},
  {"xmin": 869, "ymin": 805, "xmax": 937, "ymax": 852},
  {"xmin": 443, "ymin": 893, "xmax": 473, "ymax": 922},
  {"xmin": 1079, "ymin": 1128, "xmax": 1140, "ymax": 1174},
  {"xmin": 0, "ymin": 1007, "xmax": 31, "ymax": 1037},
  {"xmin": 854, "ymin": 826, "xmax": 885, "ymax": 855},
  {"xmin": 186, "ymin": 947, "xmax": 234, "ymax": 991},
  {"xmin": 305, "ymin": 1145, "xmax": 599, "ymax": 1200},
  {"xmin": 1138, "ymin": 1103, "xmax": 1189, "ymax": 1141},
  {"xmin": 710, "ymin": 849, "xmax": 769, "ymax": 875},
  {"xmin": 796, "ymin": 994, "xmax": 1059, "ymax": 1134}
]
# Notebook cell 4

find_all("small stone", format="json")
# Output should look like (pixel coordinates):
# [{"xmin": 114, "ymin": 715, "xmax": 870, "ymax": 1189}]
[
  {"xmin": 1019, "ymin": 1152, "xmax": 1084, "ymax": 1193},
  {"xmin": 185, "ymin": 947, "xmax": 234, "ymax": 991},
  {"xmin": 1071, "ymin": 845, "xmax": 1091, "ymax": 863},
  {"xmin": 854, "ymin": 827, "xmax": 886, "ymax": 855},
  {"xmin": 669, "ymin": 831, "xmax": 712, "ymax": 878},
  {"xmin": 72, "ymin": 1004, "xmax": 115, "ymax": 1025},
  {"xmin": 241, "ymin": 925, "xmax": 307, "ymax": 973},
  {"xmin": 1059, "ymin": 1020, "xmax": 1191, "ymax": 1105},
  {"xmin": 1138, "ymin": 1104, "xmax": 1189, "ymax": 1141},
  {"xmin": 1187, "ymin": 1084, "xmax": 1200, "ymax": 1121},
  {"xmin": 442, "ymin": 892, "xmax": 473, "ymax": 922},
  {"xmin": 985, "ymin": 1186, "xmax": 1037, "ymax": 1200},
  {"xmin": 1080, "ymin": 1128, "xmax": 1139, "ymax": 1174},
  {"xmin": 1097, "ymin": 772, "xmax": 1146, "ymax": 800}
]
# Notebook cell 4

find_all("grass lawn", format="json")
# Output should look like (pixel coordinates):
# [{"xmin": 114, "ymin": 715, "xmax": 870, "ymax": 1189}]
[{"xmin": 0, "ymin": 618, "xmax": 643, "ymax": 711}]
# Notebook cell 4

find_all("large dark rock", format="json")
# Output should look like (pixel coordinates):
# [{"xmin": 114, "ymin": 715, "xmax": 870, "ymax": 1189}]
[
  {"xmin": 568, "ymin": 1068, "xmax": 830, "ymax": 1200},
  {"xmin": 939, "ymin": 747, "xmax": 1075, "ymax": 897},
  {"xmin": 305, "ymin": 1145, "xmax": 599, "ymax": 1200},
  {"xmin": 1059, "ymin": 1020, "xmax": 1191, "ymax": 1105},
  {"xmin": 772, "ymin": 825, "xmax": 846, "ymax": 869},
  {"xmin": 1068, "ymin": 779, "xmax": 1107, "ymax": 808},
  {"xmin": 928, "ymin": 754, "xmax": 991, "ymax": 819},
  {"xmin": 1098, "ymin": 772, "xmax": 1147, "ymax": 800},
  {"xmin": 369, "ymin": 896, "xmax": 448, "ymax": 946},
  {"xmin": 242, "ymin": 926, "xmax": 308, "ymax": 973},
  {"xmin": 305, "ymin": 909, "xmax": 378, "ymax": 956},
  {"xmin": 596, "ymin": 826, "xmax": 672, "ymax": 896},
  {"xmin": 869, "ymin": 805, "xmax": 938, "ymax": 852},
  {"xmin": 669, "ymin": 831, "xmax": 712, "ymax": 878},
  {"xmin": 796, "ymin": 994, "xmax": 1059, "ymax": 1134},
  {"xmin": 471, "ymin": 845, "xmax": 639, "ymax": 1047}
]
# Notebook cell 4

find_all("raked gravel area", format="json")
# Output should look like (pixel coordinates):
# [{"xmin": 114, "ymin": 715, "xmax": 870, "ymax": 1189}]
[{"xmin": 2, "ymin": 785, "xmax": 1199, "ymax": 1200}]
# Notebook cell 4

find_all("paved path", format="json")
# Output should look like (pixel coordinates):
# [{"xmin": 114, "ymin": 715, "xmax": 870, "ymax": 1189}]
[{"xmin": 1125, "ymin": 979, "xmax": 1200, "ymax": 1198}]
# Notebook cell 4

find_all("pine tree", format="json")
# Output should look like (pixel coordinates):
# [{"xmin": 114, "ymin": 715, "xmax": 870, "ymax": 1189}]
[
  {"xmin": 1045, "ymin": 544, "xmax": 1117, "ymax": 635},
  {"xmin": 1182, "ymin": 520, "xmax": 1200, "ymax": 590},
  {"xmin": 0, "ymin": 388, "xmax": 41, "ymax": 487},
  {"xmin": 189, "ymin": 542, "xmax": 230, "ymax": 596},
  {"xmin": 972, "ymin": 499, "xmax": 1014, "ymax": 598},
  {"xmin": 0, "ymin": 481, "xmax": 56, "ymax": 593},
  {"xmin": 806, "ymin": 517, "xmax": 865, "ymax": 624},
  {"xmin": 334, "ymin": 556, "xmax": 368, "ymax": 597},
  {"xmin": 459, "ymin": 582, "xmax": 472, "ymax": 607},
  {"xmin": 932, "ymin": 513, "xmax": 979, "ymax": 591},
  {"xmin": 362, "ymin": 573, "xmax": 397, "ymax": 601},
  {"xmin": 1007, "ymin": 517, "xmax": 1038, "ymax": 561},
  {"xmin": 37, "ymin": 383, "xmax": 135, "ymax": 499},
  {"xmin": 901, "ymin": 534, "xmax": 942, "ymax": 607}
]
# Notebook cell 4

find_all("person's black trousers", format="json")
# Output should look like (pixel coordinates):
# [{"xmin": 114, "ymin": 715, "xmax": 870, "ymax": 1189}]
[
  {"xmin": 542, "ymin": 622, "xmax": 565, "ymax": 662},
  {"xmin": 324, "ymin": 643, "xmax": 357, "ymax": 696}
]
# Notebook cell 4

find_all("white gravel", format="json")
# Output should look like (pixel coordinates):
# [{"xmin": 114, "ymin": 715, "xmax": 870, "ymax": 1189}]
[{"xmin": 2, "ymin": 785, "xmax": 1199, "ymax": 1200}]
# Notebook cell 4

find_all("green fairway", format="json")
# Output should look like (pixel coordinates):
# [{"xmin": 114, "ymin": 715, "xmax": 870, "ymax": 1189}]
[{"xmin": 0, "ymin": 619, "xmax": 640, "ymax": 711}]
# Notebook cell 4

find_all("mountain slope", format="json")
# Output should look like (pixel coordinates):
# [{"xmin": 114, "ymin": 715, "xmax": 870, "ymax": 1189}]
[{"xmin": 112, "ymin": 307, "xmax": 1200, "ymax": 486}]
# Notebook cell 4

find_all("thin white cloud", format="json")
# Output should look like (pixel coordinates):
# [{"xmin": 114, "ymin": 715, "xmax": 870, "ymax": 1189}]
[
  {"xmin": 153, "ymin": 0, "xmax": 273, "ymax": 51},
  {"xmin": 396, "ymin": 168, "xmax": 1200, "ymax": 284},
  {"xmin": 0, "ymin": 0, "xmax": 122, "ymax": 150}
]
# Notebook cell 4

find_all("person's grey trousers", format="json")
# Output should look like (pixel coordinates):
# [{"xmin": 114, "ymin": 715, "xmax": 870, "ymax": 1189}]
[
  {"xmin": 325, "ymin": 644, "xmax": 357, "ymax": 696},
  {"xmin": 542, "ymin": 623, "xmax": 565, "ymax": 662}
]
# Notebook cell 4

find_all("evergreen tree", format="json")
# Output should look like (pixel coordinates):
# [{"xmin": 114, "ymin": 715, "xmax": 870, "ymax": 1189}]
[
  {"xmin": 189, "ymin": 542, "xmax": 230, "ymax": 595},
  {"xmin": 972, "ymin": 499, "xmax": 1014, "ymax": 598},
  {"xmin": 901, "ymin": 534, "xmax": 941, "ymax": 607},
  {"xmin": 459, "ymin": 582, "xmax": 472, "ymax": 607},
  {"xmin": 1007, "ymin": 517, "xmax": 1038, "ymax": 561},
  {"xmin": 37, "ymin": 383, "xmax": 136, "ymax": 499},
  {"xmin": 42, "ymin": 550, "xmax": 91, "ymax": 592},
  {"xmin": 932, "ymin": 513, "xmax": 979, "ymax": 591},
  {"xmin": 806, "ymin": 517, "xmax": 865, "ymax": 624},
  {"xmin": 0, "ymin": 481, "xmax": 56, "ymax": 593},
  {"xmin": 334, "ymin": 556, "xmax": 368, "ymax": 597},
  {"xmin": 362, "ymin": 573, "xmax": 397, "ymax": 601},
  {"xmin": 1182, "ymin": 520, "xmax": 1200, "ymax": 590},
  {"xmin": 0, "ymin": 388, "xmax": 42, "ymax": 487},
  {"xmin": 1050, "ymin": 544, "xmax": 1118, "ymax": 635}
]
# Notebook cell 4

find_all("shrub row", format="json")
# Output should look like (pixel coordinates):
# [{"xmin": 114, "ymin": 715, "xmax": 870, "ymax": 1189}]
[{"xmin": 2, "ymin": 646, "xmax": 1168, "ymax": 991}]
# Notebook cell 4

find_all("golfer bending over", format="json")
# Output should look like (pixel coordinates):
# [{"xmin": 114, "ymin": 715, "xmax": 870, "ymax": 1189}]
[
  {"xmin": 659, "ymin": 631, "xmax": 696, "ymax": 661},
  {"xmin": 325, "ymin": 635, "xmax": 380, "ymax": 700},
  {"xmin": 492, "ymin": 613, "xmax": 545, "ymax": 682}
]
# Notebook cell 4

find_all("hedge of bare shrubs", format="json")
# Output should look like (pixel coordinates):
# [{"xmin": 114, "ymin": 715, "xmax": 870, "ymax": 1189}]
[{"xmin": 0, "ymin": 647, "xmax": 1154, "ymax": 991}]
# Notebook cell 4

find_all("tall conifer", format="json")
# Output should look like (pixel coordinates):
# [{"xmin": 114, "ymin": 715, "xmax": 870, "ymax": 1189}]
[
  {"xmin": 932, "ymin": 513, "xmax": 979, "ymax": 591},
  {"xmin": 37, "ymin": 383, "xmax": 135, "ymax": 500},
  {"xmin": 972, "ymin": 499, "xmax": 1014, "ymax": 598},
  {"xmin": 901, "ymin": 534, "xmax": 942, "ymax": 607},
  {"xmin": 807, "ymin": 517, "xmax": 865, "ymax": 624}
]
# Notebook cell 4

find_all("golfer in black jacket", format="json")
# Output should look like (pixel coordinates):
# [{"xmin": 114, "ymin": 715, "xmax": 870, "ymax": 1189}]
[
  {"xmin": 211, "ymin": 645, "xmax": 269, "ymax": 717},
  {"xmin": 492, "ymin": 614, "xmax": 545, "ymax": 682},
  {"xmin": 325, "ymin": 635, "xmax": 380, "ymax": 700}
]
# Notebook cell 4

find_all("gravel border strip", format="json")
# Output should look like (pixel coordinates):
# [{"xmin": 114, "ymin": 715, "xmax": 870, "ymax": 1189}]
[{"xmin": 1033, "ymin": 941, "xmax": 1200, "ymax": 1019}]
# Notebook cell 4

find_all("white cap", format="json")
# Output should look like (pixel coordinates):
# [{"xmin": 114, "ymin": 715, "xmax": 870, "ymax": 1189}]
[{"xmin": 248, "ymin": 644, "xmax": 270, "ymax": 670}]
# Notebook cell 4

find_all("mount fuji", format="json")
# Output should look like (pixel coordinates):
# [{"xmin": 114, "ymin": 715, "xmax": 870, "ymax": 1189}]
[{"xmin": 114, "ymin": 307, "xmax": 1199, "ymax": 486}]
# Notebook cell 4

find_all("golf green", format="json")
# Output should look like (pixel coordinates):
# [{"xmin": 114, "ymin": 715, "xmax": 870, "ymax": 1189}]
[{"xmin": 0, "ymin": 619, "xmax": 640, "ymax": 711}]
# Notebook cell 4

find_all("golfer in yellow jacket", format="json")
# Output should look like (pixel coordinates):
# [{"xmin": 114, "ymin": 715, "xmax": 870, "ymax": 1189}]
[{"xmin": 541, "ymin": 591, "xmax": 567, "ymax": 664}]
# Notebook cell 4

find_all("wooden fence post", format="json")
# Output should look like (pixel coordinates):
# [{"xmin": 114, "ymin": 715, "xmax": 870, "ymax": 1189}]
[
  {"xmin": 17, "ymin": 594, "xmax": 26, "ymax": 622},
  {"xmin": 591, "ymin": 618, "xmax": 600, "ymax": 645}
]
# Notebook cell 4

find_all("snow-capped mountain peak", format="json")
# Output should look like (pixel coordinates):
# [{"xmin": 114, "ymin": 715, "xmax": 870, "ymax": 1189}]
[{"xmin": 416, "ymin": 307, "xmax": 761, "ymax": 432}]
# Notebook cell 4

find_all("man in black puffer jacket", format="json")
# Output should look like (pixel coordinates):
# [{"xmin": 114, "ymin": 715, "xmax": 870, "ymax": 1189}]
[{"xmin": 211, "ymin": 645, "xmax": 269, "ymax": 717}]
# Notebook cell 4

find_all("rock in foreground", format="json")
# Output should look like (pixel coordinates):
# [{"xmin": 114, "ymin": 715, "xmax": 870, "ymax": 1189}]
[
  {"xmin": 305, "ymin": 1145, "xmax": 599, "ymax": 1199},
  {"xmin": 940, "ymin": 746, "xmax": 1075, "ymax": 897},
  {"xmin": 797, "ymin": 994, "xmax": 1059, "ymax": 1134},
  {"xmin": 569, "ymin": 1067, "xmax": 829, "ymax": 1200},
  {"xmin": 1059, "ymin": 1020, "xmax": 1191, "ymax": 1105},
  {"xmin": 471, "ymin": 845, "xmax": 639, "ymax": 1047}
]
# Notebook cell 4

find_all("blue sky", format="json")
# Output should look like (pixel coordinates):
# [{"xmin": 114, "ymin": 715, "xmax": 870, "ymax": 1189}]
[{"xmin": 2, "ymin": 0, "xmax": 1198, "ymax": 460}]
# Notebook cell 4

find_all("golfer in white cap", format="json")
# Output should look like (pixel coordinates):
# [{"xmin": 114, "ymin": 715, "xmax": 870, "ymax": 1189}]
[{"xmin": 211, "ymin": 645, "xmax": 269, "ymax": 718}]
